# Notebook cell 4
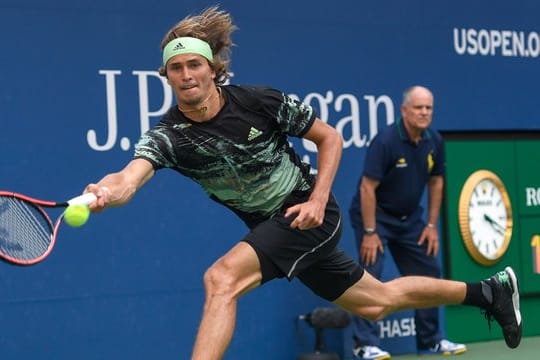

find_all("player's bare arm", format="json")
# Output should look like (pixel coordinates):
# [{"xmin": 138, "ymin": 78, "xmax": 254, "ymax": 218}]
[
  {"xmin": 285, "ymin": 118, "xmax": 342, "ymax": 230},
  {"xmin": 85, "ymin": 158, "xmax": 155, "ymax": 210}
]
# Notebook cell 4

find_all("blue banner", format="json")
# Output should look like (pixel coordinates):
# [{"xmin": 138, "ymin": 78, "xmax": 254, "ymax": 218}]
[{"xmin": 1, "ymin": 1, "xmax": 538, "ymax": 359}]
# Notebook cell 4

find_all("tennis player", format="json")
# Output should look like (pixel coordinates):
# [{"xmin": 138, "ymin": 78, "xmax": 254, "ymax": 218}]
[{"xmin": 84, "ymin": 6, "xmax": 522, "ymax": 359}]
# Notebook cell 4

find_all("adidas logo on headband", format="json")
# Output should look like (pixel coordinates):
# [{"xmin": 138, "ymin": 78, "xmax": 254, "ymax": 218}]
[{"xmin": 172, "ymin": 42, "xmax": 185, "ymax": 51}]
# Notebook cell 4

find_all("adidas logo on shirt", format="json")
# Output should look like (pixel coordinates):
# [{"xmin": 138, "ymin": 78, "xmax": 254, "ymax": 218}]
[{"xmin": 247, "ymin": 127, "xmax": 263, "ymax": 141}]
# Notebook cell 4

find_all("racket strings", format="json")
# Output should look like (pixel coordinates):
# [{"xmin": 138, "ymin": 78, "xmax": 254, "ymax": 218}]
[{"xmin": 0, "ymin": 197, "xmax": 53, "ymax": 261}]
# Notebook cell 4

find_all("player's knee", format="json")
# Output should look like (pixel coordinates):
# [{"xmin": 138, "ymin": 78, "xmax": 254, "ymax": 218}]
[{"xmin": 202, "ymin": 260, "xmax": 236, "ymax": 296}]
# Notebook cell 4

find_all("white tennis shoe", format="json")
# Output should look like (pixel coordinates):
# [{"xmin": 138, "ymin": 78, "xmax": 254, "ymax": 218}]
[{"xmin": 353, "ymin": 345, "xmax": 391, "ymax": 360}]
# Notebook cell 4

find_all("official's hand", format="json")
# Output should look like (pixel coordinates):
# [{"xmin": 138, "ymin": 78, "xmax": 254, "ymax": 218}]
[
  {"xmin": 360, "ymin": 233, "xmax": 384, "ymax": 266},
  {"xmin": 418, "ymin": 225, "xmax": 439, "ymax": 256},
  {"xmin": 285, "ymin": 199, "xmax": 325, "ymax": 230}
]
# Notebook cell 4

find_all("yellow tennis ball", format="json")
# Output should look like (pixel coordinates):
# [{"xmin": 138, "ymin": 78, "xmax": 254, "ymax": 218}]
[{"xmin": 64, "ymin": 204, "xmax": 90, "ymax": 227}]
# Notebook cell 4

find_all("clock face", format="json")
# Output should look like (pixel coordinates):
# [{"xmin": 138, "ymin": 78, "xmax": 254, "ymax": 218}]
[{"xmin": 458, "ymin": 170, "xmax": 513, "ymax": 266}]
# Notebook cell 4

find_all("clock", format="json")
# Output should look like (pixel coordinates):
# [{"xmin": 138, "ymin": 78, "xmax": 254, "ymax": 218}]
[{"xmin": 458, "ymin": 169, "xmax": 513, "ymax": 266}]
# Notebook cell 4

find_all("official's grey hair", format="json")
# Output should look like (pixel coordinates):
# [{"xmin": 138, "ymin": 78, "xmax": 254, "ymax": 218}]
[{"xmin": 402, "ymin": 86, "xmax": 434, "ymax": 105}]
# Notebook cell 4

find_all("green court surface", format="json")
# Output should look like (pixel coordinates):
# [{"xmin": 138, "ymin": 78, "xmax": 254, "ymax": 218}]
[{"xmin": 393, "ymin": 336, "xmax": 539, "ymax": 359}]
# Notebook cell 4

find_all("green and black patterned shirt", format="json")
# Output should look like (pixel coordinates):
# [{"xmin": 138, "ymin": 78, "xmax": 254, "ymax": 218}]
[{"xmin": 134, "ymin": 85, "xmax": 316, "ymax": 227}]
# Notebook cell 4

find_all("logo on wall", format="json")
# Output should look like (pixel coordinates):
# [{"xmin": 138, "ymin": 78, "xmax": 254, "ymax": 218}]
[
  {"xmin": 453, "ymin": 28, "xmax": 540, "ymax": 58},
  {"xmin": 378, "ymin": 317, "xmax": 416, "ymax": 339},
  {"xmin": 525, "ymin": 187, "xmax": 540, "ymax": 207},
  {"xmin": 88, "ymin": 70, "xmax": 398, "ymax": 165}
]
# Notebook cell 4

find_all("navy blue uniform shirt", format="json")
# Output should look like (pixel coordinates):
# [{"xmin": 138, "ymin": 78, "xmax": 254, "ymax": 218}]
[{"xmin": 350, "ymin": 119, "xmax": 445, "ymax": 218}]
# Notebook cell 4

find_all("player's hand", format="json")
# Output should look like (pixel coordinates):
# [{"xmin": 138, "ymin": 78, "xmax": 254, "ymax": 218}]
[
  {"xmin": 418, "ymin": 225, "xmax": 439, "ymax": 256},
  {"xmin": 360, "ymin": 234, "xmax": 384, "ymax": 266},
  {"xmin": 83, "ymin": 184, "xmax": 110, "ymax": 212},
  {"xmin": 284, "ymin": 198, "xmax": 325, "ymax": 230}
]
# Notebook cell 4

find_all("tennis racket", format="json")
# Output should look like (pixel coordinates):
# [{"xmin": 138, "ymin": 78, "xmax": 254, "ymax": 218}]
[{"xmin": 0, "ymin": 191, "xmax": 97, "ymax": 266}]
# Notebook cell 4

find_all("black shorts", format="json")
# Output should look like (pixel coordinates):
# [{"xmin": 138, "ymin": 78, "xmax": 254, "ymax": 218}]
[{"xmin": 242, "ymin": 192, "xmax": 364, "ymax": 301}]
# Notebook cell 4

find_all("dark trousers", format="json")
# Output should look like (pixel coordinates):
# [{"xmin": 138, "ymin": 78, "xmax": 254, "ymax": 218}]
[{"xmin": 349, "ymin": 206, "xmax": 442, "ymax": 350}]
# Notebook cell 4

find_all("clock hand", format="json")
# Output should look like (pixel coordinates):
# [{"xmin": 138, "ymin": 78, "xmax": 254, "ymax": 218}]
[{"xmin": 483, "ymin": 213, "xmax": 505, "ymax": 235}]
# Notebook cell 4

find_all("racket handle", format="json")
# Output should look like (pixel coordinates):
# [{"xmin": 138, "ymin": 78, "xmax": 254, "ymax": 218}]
[{"xmin": 68, "ymin": 193, "xmax": 97, "ymax": 206}]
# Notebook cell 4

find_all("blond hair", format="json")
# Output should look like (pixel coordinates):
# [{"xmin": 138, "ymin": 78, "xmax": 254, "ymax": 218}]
[{"xmin": 158, "ymin": 5, "xmax": 237, "ymax": 84}]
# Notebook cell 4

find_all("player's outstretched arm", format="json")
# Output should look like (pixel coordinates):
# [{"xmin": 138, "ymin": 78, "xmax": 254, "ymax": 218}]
[{"xmin": 85, "ymin": 159, "xmax": 155, "ymax": 211}]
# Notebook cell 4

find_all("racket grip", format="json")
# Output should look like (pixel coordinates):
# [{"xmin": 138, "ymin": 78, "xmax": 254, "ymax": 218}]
[{"xmin": 68, "ymin": 193, "xmax": 97, "ymax": 206}]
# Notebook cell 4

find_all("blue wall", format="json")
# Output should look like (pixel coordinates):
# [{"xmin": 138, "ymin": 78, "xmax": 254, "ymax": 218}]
[{"xmin": 1, "ymin": 1, "xmax": 539, "ymax": 359}]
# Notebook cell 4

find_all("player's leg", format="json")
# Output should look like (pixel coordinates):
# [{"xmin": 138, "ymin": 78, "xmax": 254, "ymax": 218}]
[
  {"xmin": 192, "ymin": 241, "xmax": 262, "ymax": 360},
  {"xmin": 333, "ymin": 266, "xmax": 522, "ymax": 348},
  {"xmin": 297, "ymin": 227, "xmax": 465, "ymax": 318},
  {"xmin": 193, "ymin": 191, "xmax": 344, "ymax": 359},
  {"xmin": 334, "ymin": 267, "xmax": 466, "ymax": 319},
  {"xmin": 298, "ymin": 205, "xmax": 521, "ymax": 348}
]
